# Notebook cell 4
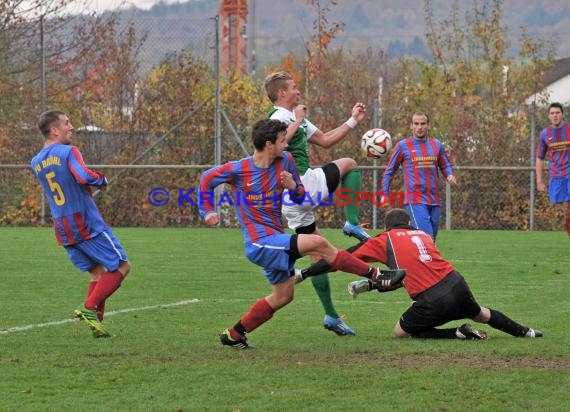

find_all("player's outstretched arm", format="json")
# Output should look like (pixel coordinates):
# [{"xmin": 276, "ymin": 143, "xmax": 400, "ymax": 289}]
[{"xmin": 309, "ymin": 102, "xmax": 367, "ymax": 149}]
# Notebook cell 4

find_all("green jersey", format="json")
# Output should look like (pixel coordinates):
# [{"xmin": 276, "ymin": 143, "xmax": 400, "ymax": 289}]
[{"xmin": 268, "ymin": 106, "xmax": 317, "ymax": 175}]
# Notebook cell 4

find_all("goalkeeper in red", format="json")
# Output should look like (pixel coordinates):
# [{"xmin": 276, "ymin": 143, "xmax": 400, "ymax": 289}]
[
  {"xmin": 31, "ymin": 110, "xmax": 130, "ymax": 338},
  {"xmin": 298, "ymin": 208, "xmax": 543, "ymax": 340}
]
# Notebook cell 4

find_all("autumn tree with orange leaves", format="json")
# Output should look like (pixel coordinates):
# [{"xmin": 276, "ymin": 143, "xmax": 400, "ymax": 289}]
[{"xmin": 0, "ymin": 0, "xmax": 562, "ymax": 230}]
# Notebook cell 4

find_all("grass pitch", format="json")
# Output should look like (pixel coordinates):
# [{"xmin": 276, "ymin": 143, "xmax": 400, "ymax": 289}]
[{"xmin": 1, "ymin": 227, "xmax": 569, "ymax": 411}]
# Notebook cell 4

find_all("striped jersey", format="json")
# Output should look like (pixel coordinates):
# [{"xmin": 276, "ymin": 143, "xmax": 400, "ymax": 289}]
[
  {"xmin": 352, "ymin": 228, "xmax": 455, "ymax": 298},
  {"xmin": 382, "ymin": 136, "xmax": 454, "ymax": 205},
  {"xmin": 31, "ymin": 144, "xmax": 108, "ymax": 246},
  {"xmin": 198, "ymin": 152, "xmax": 304, "ymax": 244},
  {"xmin": 268, "ymin": 106, "xmax": 318, "ymax": 174},
  {"xmin": 537, "ymin": 121, "xmax": 570, "ymax": 178}
]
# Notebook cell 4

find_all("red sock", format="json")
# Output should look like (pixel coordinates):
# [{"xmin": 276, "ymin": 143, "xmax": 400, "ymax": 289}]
[
  {"xmin": 566, "ymin": 217, "xmax": 570, "ymax": 238},
  {"xmin": 87, "ymin": 281, "xmax": 97, "ymax": 298},
  {"xmin": 230, "ymin": 298, "xmax": 275, "ymax": 338},
  {"xmin": 84, "ymin": 270, "xmax": 124, "ymax": 311},
  {"xmin": 86, "ymin": 281, "xmax": 105, "ymax": 320},
  {"xmin": 97, "ymin": 300, "xmax": 106, "ymax": 322},
  {"xmin": 330, "ymin": 249, "xmax": 370, "ymax": 276}
]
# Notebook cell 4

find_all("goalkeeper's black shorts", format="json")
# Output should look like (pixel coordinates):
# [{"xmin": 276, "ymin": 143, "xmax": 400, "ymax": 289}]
[{"xmin": 399, "ymin": 271, "xmax": 481, "ymax": 334}]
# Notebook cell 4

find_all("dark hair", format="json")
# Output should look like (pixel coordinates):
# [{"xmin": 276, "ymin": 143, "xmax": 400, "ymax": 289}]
[
  {"xmin": 38, "ymin": 110, "xmax": 66, "ymax": 137},
  {"xmin": 548, "ymin": 102, "xmax": 564, "ymax": 114},
  {"xmin": 384, "ymin": 208, "xmax": 412, "ymax": 230},
  {"xmin": 264, "ymin": 71, "xmax": 292, "ymax": 102},
  {"xmin": 411, "ymin": 112, "xmax": 430, "ymax": 123},
  {"xmin": 252, "ymin": 119, "xmax": 288, "ymax": 150}
]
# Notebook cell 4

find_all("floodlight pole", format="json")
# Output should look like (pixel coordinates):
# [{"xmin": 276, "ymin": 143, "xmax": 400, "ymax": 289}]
[
  {"xmin": 372, "ymin": 77, "xmax": 383, "ymax": 230},
  {"xmin": 249, "ymin": 0, "xmax": 256, "ymax": 75},
  {"xmin": 40, "ymin": 14, "xmax": 46, "ymax": 225},
  {"xmin": 214, "ymin": 15, "xmax": 222, "ymax": 219},
  {"xmin": 529, "ymin": 101, "xmax": 536, "ymax": 231}
]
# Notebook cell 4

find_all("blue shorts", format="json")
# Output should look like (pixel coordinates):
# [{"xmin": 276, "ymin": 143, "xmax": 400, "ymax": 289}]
[
  {"xmin": 245, "ymin": 234, "xmax": 295, "ymax": 285},
  {"xmin": 405, "ymin": 204, "xmax": 441, "ymax": 239},
  {"xmin": 549, "ymin": 177, "xmax": 570, "ymax": 204},
  {"xmin": 64, "ymin": 229, "xmax": 128, "ymax": 272}
]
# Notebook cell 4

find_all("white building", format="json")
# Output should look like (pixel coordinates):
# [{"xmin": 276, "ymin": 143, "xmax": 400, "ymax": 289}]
[{"xmin": 526, "ymin": 57, "xmax": 570, "ymax": 106}]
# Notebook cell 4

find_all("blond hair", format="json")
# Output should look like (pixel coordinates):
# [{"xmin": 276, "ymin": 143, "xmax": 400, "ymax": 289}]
[{"xmin": 264, "ymin": 71, "xmax": 292, "ymax": 102}]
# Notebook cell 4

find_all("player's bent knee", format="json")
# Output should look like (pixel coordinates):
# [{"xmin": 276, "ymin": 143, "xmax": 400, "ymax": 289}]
[
  {"xmin": 272, "ymin": 292, "xmax": 294, "ymax": 310},
  {"xmin": 119, "ymin": 261, "xmax": 131, "ymax": 277},
  {"xmin": 89, "ymin": 264, "xmax": 106, "ymax": 279},
  {"xmin": 310, "ymin": 234, "xmax": 330, "ymax": 250},
  {"xmin": 394, "ymin": 322, "xmax": 409, "ymax": 338},
  {"xmin": 472, "ymin": 306, "xmax": 491, "ymax": 323},
  {"xmin": 319, "ymin": 235, "xmax": 331, "ymax": 247},
  {"xmin": 334, "ymin": 158, "xmax": 358, "ymax": 174},
  {"xmin": 344, "ymin": 158, "xmax": 358, "ymax": 169}
]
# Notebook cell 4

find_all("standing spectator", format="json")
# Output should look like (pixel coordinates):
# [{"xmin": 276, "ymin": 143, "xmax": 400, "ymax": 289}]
[
  {"xmin": 381, "ymin": 112, "xmax": 456, "ymax": 239},
  {"xmin": 198, "ymin": 119, "xmax": 383, "ymax": 349},
  {"xmin": 264, "ymin": 71, "xmax": 369, "ymax": 336},
  {"xmin": 536, "ymin": 102, "xmax": 570, "ymax": 238},
  {"xmin": 299, "ymin": 208, "xmax": 543, "ymax": 340},
  {"xmin": 31, "ymin": 110, "xmax": 130, "ymax": 338}
]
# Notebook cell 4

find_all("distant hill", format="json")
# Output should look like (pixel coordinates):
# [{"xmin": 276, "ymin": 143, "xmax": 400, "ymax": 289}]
[{"xmin": 109, "ymin": 0, "xmax": 570, "ymax": 75}]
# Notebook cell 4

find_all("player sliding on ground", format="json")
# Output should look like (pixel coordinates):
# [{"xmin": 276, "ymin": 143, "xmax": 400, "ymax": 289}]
[
  {"xmin": 198, "ymin": 119, "xmax": 402, "ymax": 349},
  {"xmin": 297, "ymin": 208, "xmax": 543, "ymax": 340}
]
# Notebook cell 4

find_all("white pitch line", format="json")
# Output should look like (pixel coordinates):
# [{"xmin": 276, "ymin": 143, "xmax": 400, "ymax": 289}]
[{"xmin": 0, "ymin": 299, "xmax": 200, "ymax": 335}]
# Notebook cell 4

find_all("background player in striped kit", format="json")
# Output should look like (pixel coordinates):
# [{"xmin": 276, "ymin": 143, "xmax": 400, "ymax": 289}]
[
  {"xmin": 264, "ymin": 71, "xmax": 369, "ymax": 336},
  {"xmin": 536, "ymin": 102, "xmax": 570, "ymax": 238},
  {"xmin": 31, "ymin": 110, "xmax": 130, "ymax": 338},
  {"xmin": 198, "ymin": 119, "xmax": 381, "ymax": 349},
  {"xmin": 381, "ymin": 112, "xmax": 457, "ymax": 239}
]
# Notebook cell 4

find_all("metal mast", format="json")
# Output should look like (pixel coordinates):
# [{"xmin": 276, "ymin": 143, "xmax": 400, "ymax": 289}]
[{"xmin": 219, "ymin": 0, "xmax": 248, "ymax": 77}]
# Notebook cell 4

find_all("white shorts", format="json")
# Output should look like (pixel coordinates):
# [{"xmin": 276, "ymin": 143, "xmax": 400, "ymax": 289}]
[{"xmin": 282, "ymin": 168, "xmax": 331, "ymax": 230}]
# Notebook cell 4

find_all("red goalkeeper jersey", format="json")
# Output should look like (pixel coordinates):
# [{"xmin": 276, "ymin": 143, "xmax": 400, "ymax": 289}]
[{"xmin": 352, "ymin": 228, "xmax": 455, "ymax": 298}]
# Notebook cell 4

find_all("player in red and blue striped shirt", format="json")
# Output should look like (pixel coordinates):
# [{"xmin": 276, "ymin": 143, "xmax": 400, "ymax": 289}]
[
  {"xmin": 31, "ymin": 110, "xmax": 130, "ymax": 338},
  {"xmin": 199, "ymin": 119, "xmax": 381, "ymax": 349},
  {"xmin": 198, "ymin": 131, "xmax": 301, "ymax": 245},
  {"xmin": 381, "ymin": 112, "xmax": 457, "ymax": 239},
  {"xmin": 536, "ymin": 102, "xmax": 570, "ymax": 238}
]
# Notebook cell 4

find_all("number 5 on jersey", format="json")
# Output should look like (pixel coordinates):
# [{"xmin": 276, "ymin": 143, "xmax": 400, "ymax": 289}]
[{"xmin": 45, "ymin": 171, "xmax": 66, "ymax": 206}]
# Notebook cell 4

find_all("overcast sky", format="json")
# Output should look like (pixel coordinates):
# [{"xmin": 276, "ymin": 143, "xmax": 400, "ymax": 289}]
[{"xmin": 86, "ymin": 0, "xmax": 184, "ymax": 13}]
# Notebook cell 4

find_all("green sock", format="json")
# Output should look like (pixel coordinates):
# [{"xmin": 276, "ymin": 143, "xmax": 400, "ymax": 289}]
[
  {"xmin": 310, "ymin": 274, "xmax": 339, "ymax": 319},
  {"xmin": 340, "ymin": 169, "xmax": 361, "ymax": 225}
]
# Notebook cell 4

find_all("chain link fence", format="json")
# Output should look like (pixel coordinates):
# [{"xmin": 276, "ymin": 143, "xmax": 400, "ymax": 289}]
[
  {"xmin": 1, "ymin": 161, "xmax": 563, "ymax": 231},
  {"xmin": 1, "ymin": 12, "xmax": 564, "ymax": 232}
]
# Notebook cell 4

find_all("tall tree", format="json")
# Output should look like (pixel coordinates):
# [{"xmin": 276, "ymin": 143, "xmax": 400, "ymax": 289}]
[
  {"xmin": 378, "ymin": 0, "xmax": 557, "ymax": 229},
  {"xmin": 384, "ymin": 0, "xmax": 556, "ymax": 167}
]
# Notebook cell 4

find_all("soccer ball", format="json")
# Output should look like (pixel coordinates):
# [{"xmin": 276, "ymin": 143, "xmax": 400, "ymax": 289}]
[{"xmin": 361, "ymin": 128, "xmax": 392, "ymax": 158}]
